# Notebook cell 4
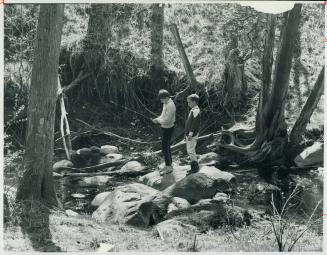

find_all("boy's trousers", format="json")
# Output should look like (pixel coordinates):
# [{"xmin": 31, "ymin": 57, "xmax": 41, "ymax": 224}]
[
  {"xmin": 162, "ymin": 127, "xmax": 174, "ymax": 166},
  {"xmin": 186, "ymin": 135, "xmax": 198, "ymax": 162}
]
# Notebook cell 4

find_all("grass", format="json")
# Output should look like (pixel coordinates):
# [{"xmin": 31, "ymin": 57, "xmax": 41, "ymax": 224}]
[{"xmin": 3, "ymin": 207, "xmax": 323, "ymax": 252}]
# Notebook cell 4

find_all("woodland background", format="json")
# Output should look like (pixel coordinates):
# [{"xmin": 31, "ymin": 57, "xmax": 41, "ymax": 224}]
[{"xmin": 3, "ymin": 3, "xmax": 325, "ymax": 252}]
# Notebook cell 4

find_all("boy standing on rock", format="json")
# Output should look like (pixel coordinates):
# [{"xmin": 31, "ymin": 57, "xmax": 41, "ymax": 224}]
[
  {"xmin": 152, "ymin": 89, "xmax": 176, "ymax": 175},
  {"xmin": 185, "ymin": 94, "xmax": 201, "ymax": 175}
]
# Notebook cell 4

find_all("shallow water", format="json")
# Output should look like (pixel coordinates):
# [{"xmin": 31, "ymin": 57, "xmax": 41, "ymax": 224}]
[
  {"xmin": 54, "ymin": 175, "xmax": 137, "ymax": 214},
  {"xmin": 52, "ymin": 165, "xmax": 323, "ymax": 219}
]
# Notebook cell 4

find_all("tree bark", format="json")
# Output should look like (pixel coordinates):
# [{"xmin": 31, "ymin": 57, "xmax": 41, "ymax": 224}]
[
  {"xmin": 170, "ymin": 23, "xmax": 198, "ymax": 91},
  {"xmin": 288, "ymin": 67, "xmax": 324, "ymax": 159},
  {"xmin": 150, "ymin": 4, "xmax": 164, "ymax": 72},
  {"xmin": 16, "ymin": 4, "xmax": 65, "ymax": 207}
]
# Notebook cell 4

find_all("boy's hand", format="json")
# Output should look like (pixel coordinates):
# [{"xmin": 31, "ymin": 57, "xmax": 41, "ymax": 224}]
[{"xmin": 152, "ymin": 118, "xmax": 159, "ymax": 124}]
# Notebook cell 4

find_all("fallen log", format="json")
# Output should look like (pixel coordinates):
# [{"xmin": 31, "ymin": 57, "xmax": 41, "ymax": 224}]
[
  {"xmin": 54, "ymin": 158, "xmax": 138, "ymax": 172},
  {"xmin": 154, "ymin": 133, "xmax": 218, "ymax": 155},
  {"xmin": 59, "ymin": 168, "xmax": 151, "ymax": 178}
]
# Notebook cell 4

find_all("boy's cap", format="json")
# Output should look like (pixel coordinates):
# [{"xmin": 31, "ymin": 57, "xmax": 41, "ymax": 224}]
[{"xmin": 158, "ymin": 89, "xmax": 170, "ymax": 99}]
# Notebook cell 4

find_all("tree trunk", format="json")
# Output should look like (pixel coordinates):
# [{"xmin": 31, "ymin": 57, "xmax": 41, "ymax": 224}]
[
  {"xmin": 255, "ymin": 14, "xmax": 276, "ymax": 146},
  {"xmin": 16, "ymin": 4, "xmax": 65, "ymax": 207},
  {"xmin": 170, "ymin": 23, "xmax": 198, "ymax": 91},
  {"xmin": 266, "ymin": 5, "xmax": 302, "ymax": 141},
  {"xmin": 287, "ymin": 67, "xmax": 324, "ymax": 159},
  {"xmin": 218, "ymin": 4, "xmax": 302, "ymax": 165},
  {"xmin": 150, "ymin": 4, "xmax": 164, "ymax": 72},
  {"xmin": 82, "ymin": 4, "xmax": 113, "ymax": 73}
]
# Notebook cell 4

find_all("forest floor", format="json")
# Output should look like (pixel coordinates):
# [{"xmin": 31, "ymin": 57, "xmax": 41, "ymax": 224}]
[{"xmin": 3, "ymin": 162, "xmax": 323, "ymax": 252}]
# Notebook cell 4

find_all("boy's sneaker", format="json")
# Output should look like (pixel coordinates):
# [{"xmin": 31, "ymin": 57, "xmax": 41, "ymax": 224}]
[
  {"xmin": 186, "ymin": 161, "xmax": 200, "ymax": 176},
  {"xmin": 160, "ymin": 166, "xmax": 173, "ymax": 176}
]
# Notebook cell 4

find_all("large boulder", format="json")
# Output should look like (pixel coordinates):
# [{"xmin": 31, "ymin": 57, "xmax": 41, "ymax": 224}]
[
  {"xmin": 53, "ymin": 160, "xmax": 74, "ymax": 171},
  {"xmin": 162, "ymin": 166, "xmax": 236, "ymax": 204},
  {"xmin": 92, "ymin": 167, "xmax": 236, "ymax": 227},
  {"xmin": 91, "ymin": 191, "xmax": 111, "ymax": 207},
  {"xmin": 120, "ymin": 161, "xmax": 145, "ymax": 172},
  {"xmin": 166, "ymin": 198, "xmax": 250, "ymax": 230},
  {"xmin": 139, "ymin": 165, "xmax": 189, "ymax": 190},
  {"xmin": 92, "ymin": 183, "xmax": 160, "ymax": 226},
  {"xmin": 294, "ymin": 142, "xmax": 323, "ymax": 167},
  {"xmin": 100, "ymin": 145, "xmax": 119, "ymax": 155},
  {"xmin": 198, "ymin": 152, "xmax": 220, "ymax": 165}
]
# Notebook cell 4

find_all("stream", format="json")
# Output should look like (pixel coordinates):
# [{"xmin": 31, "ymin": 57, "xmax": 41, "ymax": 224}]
[{"xmin": 53, "ymin": 165, "xmax": 323, "ymax": 218}]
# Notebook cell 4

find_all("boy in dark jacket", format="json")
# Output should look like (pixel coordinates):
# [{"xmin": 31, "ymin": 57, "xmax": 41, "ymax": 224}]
[{"xmin": 185, "ymin": 94, "xmax": 201, "ymax": 175}]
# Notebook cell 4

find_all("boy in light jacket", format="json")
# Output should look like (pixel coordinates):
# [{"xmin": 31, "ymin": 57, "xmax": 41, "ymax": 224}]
[{"xmin": 152, "ymin": 89, "xmax": 176, "ymax": 175}]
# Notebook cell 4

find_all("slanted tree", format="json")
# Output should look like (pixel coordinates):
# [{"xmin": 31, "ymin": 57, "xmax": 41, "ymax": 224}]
[
  {"xmin": 287, "ymin": 67, "xmax": 324, "ymax": 160},
  {"xmin": 16, "ymin": 4, "xmax": 65, "ymax": 207},
  {"xmin": 170, "ymin": 23, "xmax": 198, "ymax": 91},
  {"xmin": 218, "ymin": 4, "xmax": 305, "ymax": 165}
]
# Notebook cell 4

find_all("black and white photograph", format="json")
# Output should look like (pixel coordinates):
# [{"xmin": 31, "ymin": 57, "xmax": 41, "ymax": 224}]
[{"xmin": 1, "ymin": 0, "xmax": 325, "ymax": 252}]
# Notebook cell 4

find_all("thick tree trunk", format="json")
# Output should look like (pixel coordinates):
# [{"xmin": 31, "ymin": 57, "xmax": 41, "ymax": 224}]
[
  {"xmin": 218, "ymin": 5, "xmax": 302, "ymax": 165},
  {"xmin": 170, "ymin": 23, "xmax": 198, "ymax": 91},
  {"xmin": 82, "ymin": 4, "xmax": 113, "ymax": 73},
  {"xmin": 150, "ymin": 4, "xmax": 164, "ymax": 72},
  {"xmin": 16, "ymin": 4, "xmax": 65, "ymax": 207},
  {"xmin": 255, "ymin": 14, "xmax": 276, "ymax": 146},
  {"xmin": 287, "ymin": 67, "xmax": 324, "ymax": 159},
  {"xmin": 266, "ymin": 5, "xmax": 302, "ymax": 141}
]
